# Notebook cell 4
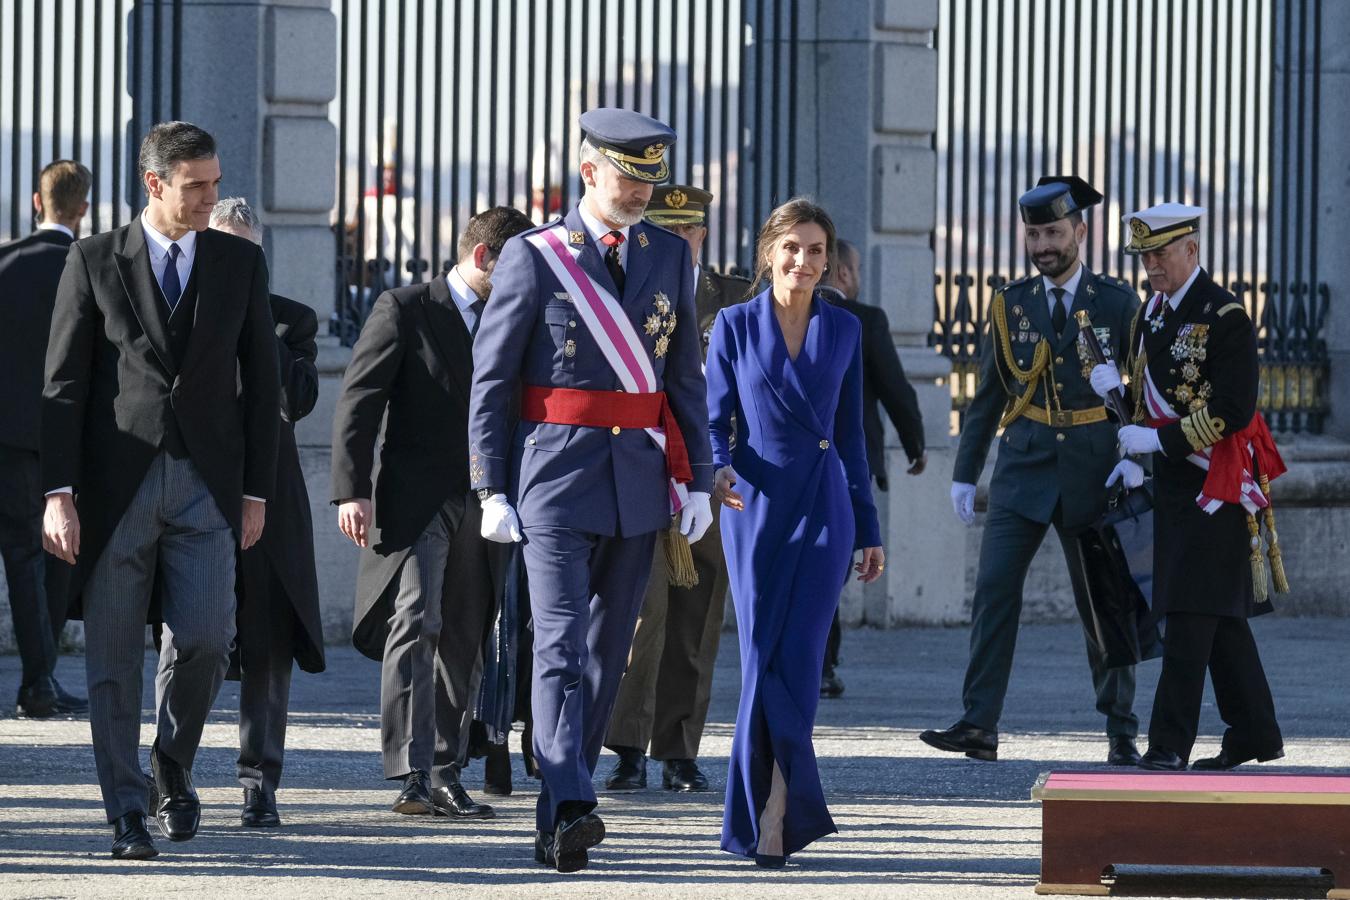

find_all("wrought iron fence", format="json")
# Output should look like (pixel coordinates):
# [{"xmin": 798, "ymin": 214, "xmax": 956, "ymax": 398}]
[
  {"xmin": 331, "ymin": 0, "xmax": 800, "ymax": 346},
  {"xmin": 933, "ymin": 0, "xmax": 1328, "ymax": 433}
]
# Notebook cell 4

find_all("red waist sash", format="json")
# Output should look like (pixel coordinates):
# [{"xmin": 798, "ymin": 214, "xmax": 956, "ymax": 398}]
[
  {"xmin": 1145, "ymin": 411, "xmax": 1286, "ymax": 505},
  {"xmin": 520, "ymin": 385, "xmax": 692, "ymax": 485}
]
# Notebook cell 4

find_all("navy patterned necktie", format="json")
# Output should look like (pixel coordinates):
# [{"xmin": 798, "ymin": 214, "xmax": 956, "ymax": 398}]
[
  {"xmin": 162, "ymin": 242, "xmax": 183, "ymax": 311},
  {"xmin": 470, "ymin": 298, "xmax": 486, "ymax": 338}
]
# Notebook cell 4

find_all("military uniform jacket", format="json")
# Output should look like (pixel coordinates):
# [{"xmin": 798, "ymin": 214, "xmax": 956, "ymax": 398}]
[
  {"xmin": 468, "ymin": 205, "xmax": 714, "ymax": 538},
  {"xmin": 1127, "ymin": 268, "xmax": 1267, "ymax": 618},
  {"xmin": 953, "ymin": 267, "xmax": 1139, "ymax": 530},
  {"xmin": 696, "ymin": 266, "xmax": 752, "ymax": 355}
]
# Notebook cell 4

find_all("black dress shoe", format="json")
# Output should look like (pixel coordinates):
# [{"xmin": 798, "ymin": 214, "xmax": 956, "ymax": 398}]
[
  {"xmin": 820, "ymin": 667, "xmax": 845, "ymax": 699},
  {"xmin": 241, "ymin": 788, "xmax": 280, "ymax": 827},
  {"xmin": 754, "ymin": 853, "xmax": 787, "ymax": 869},
  {"xmin": 1137, "ymin": 747, "xmax": 1188, "ymax": 770},
  {"xmin": 1107, "ymin": 736, "xmax": 1142, "ymax": 766},
  {"xmin": 15, "ymin": 677, "xmax": 59, "ymax": 718},
  {"xmin": 483, "ymin": 743, "xmax": 512, "ymax": 796},
  {"xmin": 430, "ymin": 783, "xmax": 495, "ymax": 819},
  {"xmin": 662, "ymin": 758, "xmax": 710, "ymax": 792},
  {"xmin": 1190, "ymin": 746, "xmax": 1285, "ymax": 771},
  {"xmin": 535, "ymin": 829, "xmax": 587, "ymax": 873},
  {"xmin": 51, "ymin": 677, "xmax": 88, "ymax": 714},
  {"xmin": 604, "ymin": 747, "xmax": 647, "ymax": 791},
  {"xmin": 919, "ymin": 721, "xmax": 999, "ymax": 761},
  {"xmin": 553, "ymin": 808, "xmax": 604, "ymax": 873},
  {"xmin": 111, "ymin": 811, "xmax": 158, "ymax": 860},
  {"xmin": 150, "ymin": 740, "xmax": 200, "ymax": 841},
  {"xmin": 392, "ymin": 770, "xmax": 435, "ymax": 815}
]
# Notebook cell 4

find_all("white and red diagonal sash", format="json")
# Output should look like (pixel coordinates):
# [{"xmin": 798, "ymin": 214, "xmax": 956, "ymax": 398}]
[
  {"xmin": 1138, "ymin": 295, "xmax": 1266, "ymax": 515},
  {"xmin": 526, "ymin": 224, "xmax": 688, "ymax": 514}
]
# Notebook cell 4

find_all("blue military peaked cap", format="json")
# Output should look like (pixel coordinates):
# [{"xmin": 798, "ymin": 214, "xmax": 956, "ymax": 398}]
[
  {"xmin": 1019, "ymin": 175, "xmax": 1103, "ymax": 225},
  {"xmin": 579, "ymin": 107, "xmax": 677, "ymax": 184}
]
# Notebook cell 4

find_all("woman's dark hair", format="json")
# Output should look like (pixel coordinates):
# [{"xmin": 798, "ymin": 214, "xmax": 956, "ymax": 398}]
[{"xmin": 751, "ymin": 197, "xmax": 838, "ymax": 290}]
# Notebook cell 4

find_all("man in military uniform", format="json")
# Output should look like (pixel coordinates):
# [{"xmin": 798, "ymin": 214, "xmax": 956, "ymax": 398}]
[
  {"xmin": 603, "ymin": 184, "xmax": 749, "ymax": 794},
  {"xmin": 920, "ymin": 176, "xmax": 1142, "ymax": 765},
  {"xmin": 1092, "ymin": 203, "xmax": 1284, "ymax": 771},
  {"xmin": 468, "ymin": 109, "xmax": 714, "ymax": 872}
]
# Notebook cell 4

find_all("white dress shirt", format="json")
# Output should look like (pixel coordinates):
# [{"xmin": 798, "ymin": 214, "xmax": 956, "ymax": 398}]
[
  {"xmin": 578, "ymin": 202, "xmax": 631, "ymax": 270},
  {"xmin": 1163, "ymin": 265, "xmax": 1202, "ymax": 310},
  {"xmin": 37, "ymin": 222, "xmax": 75, "ymax": 239},
  {"xmin": 1042, "ymin": 262, "xmax": 1084, "ymax": 318},
  {"xmin": 141, "ymin": 213, "xmax": 197, "ymax": 306},
  {"xmin": 446, "ymin": 266, "xmax": 483, "ymax": 333}
]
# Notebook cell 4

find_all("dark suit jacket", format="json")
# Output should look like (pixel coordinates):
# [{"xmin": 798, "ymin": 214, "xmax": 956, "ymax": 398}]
[
  {"xmin": 0, "ymin": 229, "xmax": 75, "ymax": 451},
  {"xmin": 821, "ymin": 287, "xmax": 925, "ymax": 490},
  {"xmin": 41, "ymin": 222, "xmax": 280, "ymax": 617},
  {"xmin": 330, "ymin": 276, "xmax": 480, "ymax": 659},
  {"xmin": 238, "ymin": 294, "xmax": 326, "ymax": 673}
]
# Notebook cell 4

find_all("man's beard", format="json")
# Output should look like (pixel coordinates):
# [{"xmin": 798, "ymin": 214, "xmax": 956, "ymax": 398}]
[
  {"xmin": 1033, "ymin": 248, "xmax": 1076, "ymax": 279},
  {"xmin": 598, "ymin": 196, "xmax": 645, "ymax": 228}
]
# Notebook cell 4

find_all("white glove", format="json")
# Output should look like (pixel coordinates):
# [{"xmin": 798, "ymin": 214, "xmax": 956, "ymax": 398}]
[
  {"xmin": 1105, "ymin": 458, "xmax": 1146, "ymax": 490},
  {"xmin": 951, "ymin": 482, "xmax": 976, "ymax": 527},
  {"xmin": 1117, "ymin": 425, "xmax": 1162, "ymax": 456},
  {"xmin": 1089, "ymin": 364, "xmax": 1123, "ymax": 399},
  {"xmin": 479, "ymin": 494, "xmax": 522, "ymax": 543},
  {"xmin": 679, "ymin": 491, "xmax": 714, "ymax": 544}
]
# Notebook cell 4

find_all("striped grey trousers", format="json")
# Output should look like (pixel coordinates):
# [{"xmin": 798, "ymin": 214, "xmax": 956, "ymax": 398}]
[{"xmin": 83, "ymin": 452, "xmax": 237, "ymax": 822}]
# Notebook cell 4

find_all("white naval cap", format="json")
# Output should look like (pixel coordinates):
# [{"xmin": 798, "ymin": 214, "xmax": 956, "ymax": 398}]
[{"xmin": 1121, "ymin": 202, "xmax": 1204, "ymax": 254}]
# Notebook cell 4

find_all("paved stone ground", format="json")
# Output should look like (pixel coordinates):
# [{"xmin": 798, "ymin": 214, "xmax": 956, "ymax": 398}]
[{"xmin": 0, "ymin": 618, "xmax": 1346, "ymax": 898}]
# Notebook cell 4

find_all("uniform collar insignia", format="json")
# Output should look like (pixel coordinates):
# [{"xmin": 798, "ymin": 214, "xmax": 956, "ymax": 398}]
[
  {"xmin": 569, "ymin": 230, "xmax": 586, "ymax": 245},
  {"xmin": 637, "ymin": 231, "xmax": 649, "ymax": 248}
]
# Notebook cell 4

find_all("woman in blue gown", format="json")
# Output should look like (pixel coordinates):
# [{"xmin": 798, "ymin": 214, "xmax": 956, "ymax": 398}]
[{"xmin": 706, "ymin": 199, "xmax": 884, "ymax": 867}]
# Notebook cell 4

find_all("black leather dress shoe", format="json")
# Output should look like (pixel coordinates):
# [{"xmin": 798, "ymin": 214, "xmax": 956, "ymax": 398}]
[
  {"xmin": 552, "ymin": 809, "xmax": 604, "ymax": 873},
  {"xmin": 392, "ymin": 770, "xmax": 435, "ymax": 815},
  {"xmin": 1107, "ymin": 736, "xmax": 1142, "ymax": 766},
  {"xmin": 430, "ymin": 783, "xmax": 495, "ymax": 819},
  {"xmin": 150, "ymin": 740, "xmax": 200, "ymax": 841},
  {"xmin": 15, "ymin": 677, "xmax": 59, "ymax": 718},
  {"xmin": 535, "ymin": 829, "xmax": 587, "ymax": 873},
  {"xmin": 51, "ymin": 677, "xmax": 88, "ymax": 714},
  {"xmin": 241, "ymin": 788, "xmax": 280, "ymax": 827},
  {"xmin": 820, "ymin": 667, "xmax": 845, "ymax": 699},
  {"xmin": 919, "ymin": 721, "xmax": 999, "ymax": 761},
  {"xmin": 1190, "ymin": 746, "xmax": 1285, "ymax": 770},
  {"xmin": 1137, "ymin": 747, "xmax": 1188, "ymax": 770},
  {"xmin": 111, "ymin": 811, "xmax": 158, "ymax": 860},
  {"xmin": 483, "ymin": 742, "xmax": 512, "ymax": 796},
  {"xmin": 754, "ymin": 852, "xmax": 787, "ymax": 869},
  {"xmin": 662, "ymin": 758, "xmax": 710, "ymax": 792},
  {"xmin": 604, "ymin": 748, "xmax": 647, "ymax": 791}
]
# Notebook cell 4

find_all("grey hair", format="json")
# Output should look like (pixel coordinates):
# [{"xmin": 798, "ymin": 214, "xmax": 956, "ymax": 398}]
[
  {"xmin": 579, "ymin": 138, "xmax": 605, "ymax": 169},
  {"xmin": 210, "ymin": 197, "xmax": 264, "ymax": 244},
  {"xmin": 138, "ymin": 121, "xmax": 216, "ymax": 191}
]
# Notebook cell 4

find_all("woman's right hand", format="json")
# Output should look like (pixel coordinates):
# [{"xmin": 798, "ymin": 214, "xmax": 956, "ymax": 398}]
[{"xmin": 713, "ymin": 465, "xmax": 745, "ymax": 511}]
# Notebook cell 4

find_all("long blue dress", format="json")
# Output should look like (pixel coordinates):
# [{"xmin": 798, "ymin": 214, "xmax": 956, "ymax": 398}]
[{"xmin": 706, "ymin": 289, "xmax": 881, "ymax": 858}]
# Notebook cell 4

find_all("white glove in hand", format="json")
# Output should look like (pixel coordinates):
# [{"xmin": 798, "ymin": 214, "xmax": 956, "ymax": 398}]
[
  {"xmin": 479, "ymin": 494, "xmax": 522, "ymax": 543},
  {"xmin": 1117, "ymin": 425, "xmax": 1162, "ymax": 456},
  {"xmin": 679, "ymin": 491, "xmax": 714, "ymax": 544},
  {"xmin": 1089, "ymin": 364, "xmax": 1123, "ymax": 399},
  {"xmin": 1105, "ymin": 458, "xmax": 1146, "ymax": 490},
  {"xmin": 951, "ymin": 482, "xmax": 976, "ymax": 527}
]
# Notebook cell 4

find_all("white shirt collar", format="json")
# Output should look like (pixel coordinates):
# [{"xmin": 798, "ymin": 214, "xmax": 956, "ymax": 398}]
[
  {"xmin": 445, "ymin": 266, "xmax": 480, "ymax": 314},
  {"xmin": 37, "ymin": 222, "xmax": 74, "ymax": 239},
  {"xmin": 1042, "ymin": 262, "xmax": 1084, "ymax": 307},
  {"xmin": 140, "ymin": 212, "xmax": 198, "ymax": 264},
  {"xmin": 578, "ymin": 201, "xmax": 630, "ymax": 265},
  {"xmin": 1164, "ymin": 265, "xmax": 1202, "ymax": 310}
]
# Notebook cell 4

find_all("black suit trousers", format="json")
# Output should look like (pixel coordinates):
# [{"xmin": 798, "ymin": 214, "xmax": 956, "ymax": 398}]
[{"xmin": 0, "ymin": 444, "xmax": 63, "ymax": 685}]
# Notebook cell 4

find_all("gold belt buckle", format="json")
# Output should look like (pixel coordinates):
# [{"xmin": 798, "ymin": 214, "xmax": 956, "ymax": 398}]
[{"xmin": 1049, "ymin": 409, "xmax": 1074, "ymax": 428}]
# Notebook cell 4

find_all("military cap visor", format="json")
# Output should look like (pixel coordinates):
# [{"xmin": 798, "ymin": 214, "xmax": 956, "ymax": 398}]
[
  {"xmin": 580, "ymin": 108, "xmax": 677, "ymax": 184},
  {"xmin": 1018, "ymin": 175, "xmax": 1103, "ymax": 225},
  {"xmin": 1122, "ymin": 202, "xmax": 1204, "ymax": 254},
  {"xmin": 645, "ymin": 185, "xmax": 712, "ymax": 225}
]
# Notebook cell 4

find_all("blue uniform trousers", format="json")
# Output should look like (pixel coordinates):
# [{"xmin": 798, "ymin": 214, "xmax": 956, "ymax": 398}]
[{"xmin": 522, "ymin": 524, "xmax": 657, "ymax": 832}]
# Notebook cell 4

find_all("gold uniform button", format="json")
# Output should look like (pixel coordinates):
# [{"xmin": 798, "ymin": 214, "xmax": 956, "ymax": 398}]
[
  {"xmin": 1056, "ymin": 433, "xmax": 1066, "ymax": 442},
  {"xmin": 819, "ymin": 439, "xmax": 829, "ymax": 450},
  {"xmin": 611, "ymin": 426, "xmax": 622, "ymax": 436},
  {"xmin": 1055, "ymin": 356, "xmax": 1065, "ymax": 365},
  {"xmin": 1056, "ymin": 382, "xmax": 1064, "ymax": 391}
]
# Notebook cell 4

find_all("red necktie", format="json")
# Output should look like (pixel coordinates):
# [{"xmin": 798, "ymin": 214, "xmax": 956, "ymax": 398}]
[{"xmin": 600, "ymin": 230, "xmax": 626, "ymax": 293}]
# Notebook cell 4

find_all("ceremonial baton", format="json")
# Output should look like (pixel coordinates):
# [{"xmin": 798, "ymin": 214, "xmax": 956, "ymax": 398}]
[{"xmin": 1075, "ymin": 310, "xmax": 1130, "ymax": 424}]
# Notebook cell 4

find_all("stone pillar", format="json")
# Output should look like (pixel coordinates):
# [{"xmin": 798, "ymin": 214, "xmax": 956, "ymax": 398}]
[
  {"xmin": 1315, "ymin": 2, "xmax": 1350, "ymax": 439},
  {"xmin": 794, "ymin": 1, "xmax": 963, "ymax": 626}
]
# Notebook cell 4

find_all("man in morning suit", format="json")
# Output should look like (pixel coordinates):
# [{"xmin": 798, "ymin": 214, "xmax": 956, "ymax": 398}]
[
  {"xmin": 604, "ymin": 184, "xmax": 749, "ymax": 794},
  {"xmin": 816, "ymin": 238, "xmax": 927, "ymax": 698},
  {"xmin": 469, "ymin": 108, "xmax": 714, "ymax": 872},
  {"xmin": 919, "ymin": 176, "xmax": 1142, "ymax": 765},
  {"xmin": 332, "ymin": 206, "xmax": 534, "ymax": 821},
  {"xmin": 0, "ymin": 160, "xmax": 91, "ymax": 719},
  {"xmin": 1094, "ymin": 203, "xmax": 1283, "ymax": 771},
  {"xmin": 207, "ymin": 198, "xmax": 326, "ymax": 827},
  {"xmin": 41, "ymin": 122, "xmax": 279, "ymax": 860}
]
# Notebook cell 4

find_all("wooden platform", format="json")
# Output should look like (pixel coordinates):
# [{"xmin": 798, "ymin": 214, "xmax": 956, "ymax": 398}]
[{"xmin": 1032, "ymin": 770, "xmax": 1350, "ymax": 897}]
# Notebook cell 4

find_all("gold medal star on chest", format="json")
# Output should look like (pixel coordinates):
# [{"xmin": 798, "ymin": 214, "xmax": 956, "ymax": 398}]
[{"xmin": 649, "ymin": 292, "xmax": 677, "ymax": 356}]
